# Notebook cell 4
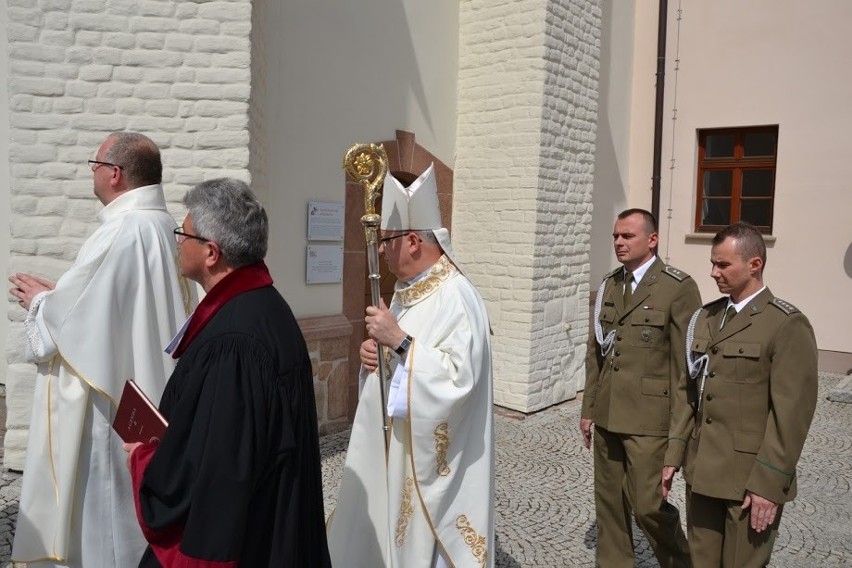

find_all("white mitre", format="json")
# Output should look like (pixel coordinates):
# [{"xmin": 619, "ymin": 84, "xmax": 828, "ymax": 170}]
[{"xmin": 381, "ymin": 162, "xmax": 466, "ymax": 277}]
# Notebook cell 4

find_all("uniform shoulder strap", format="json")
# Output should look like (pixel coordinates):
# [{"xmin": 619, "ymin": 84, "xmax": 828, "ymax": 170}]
[
  {"xmin": 662, "ymin": 264, "xmax": 690, "ymax": 282},
  {"xmin": 770, "ymin": 297, "xmax": 800, "ymax": 315}
]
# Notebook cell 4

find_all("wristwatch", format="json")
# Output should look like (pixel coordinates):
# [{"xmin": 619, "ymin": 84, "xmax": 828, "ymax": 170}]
[{"xmin": 395, "ymin": 334, "xmax": 413, "ymax": 356}]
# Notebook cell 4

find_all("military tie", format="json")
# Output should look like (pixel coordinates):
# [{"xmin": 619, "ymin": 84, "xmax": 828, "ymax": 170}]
[
  {"xmin": 721, "ymin": 305, "xmax": 737, "ymax": 329},
  {"xmin": 623, "ymin": 271, "xmax": 633, "ymax": 307}
]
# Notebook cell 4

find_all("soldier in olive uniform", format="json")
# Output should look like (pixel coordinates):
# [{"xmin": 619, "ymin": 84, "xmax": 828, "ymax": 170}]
[
  {"xmin": 582, "ymin": 208, "xmax": 700, "ymax": 567},
  {"xmin": 662, "ymin": 223, "xmax": 818, "ymax": 567}
]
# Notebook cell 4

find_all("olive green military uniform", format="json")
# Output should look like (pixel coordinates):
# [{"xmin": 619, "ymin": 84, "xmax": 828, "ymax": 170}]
[
  {"xmin": 583, "ymin": 258, "xmax": 701, "ymax": 568},
  {"xmin": 667, "ymin": 288, "xmax": 818, "ymax": 568}
]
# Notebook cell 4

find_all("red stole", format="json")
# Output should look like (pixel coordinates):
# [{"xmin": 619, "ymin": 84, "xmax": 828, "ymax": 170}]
[{"xmin": 172, "ymin": 261, "xmax": 273, "ymax": 358}]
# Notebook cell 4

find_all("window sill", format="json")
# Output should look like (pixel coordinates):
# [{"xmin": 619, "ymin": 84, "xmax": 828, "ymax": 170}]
[{"xmin": 685, "ymin": 232, "xmax": 776, "ymax": 244}]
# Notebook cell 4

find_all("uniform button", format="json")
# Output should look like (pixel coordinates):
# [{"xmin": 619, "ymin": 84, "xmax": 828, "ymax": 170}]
[
  {"xmin": 739, "ymin": 347, "xmax": 744, "ymax": 354},
  {"xmin": 617, "ymin": 335, "xmax": 622, "ymax": 341},
  {"xmin": 706, "ymin": 394, "xmax": 713, "ymax": 401},
  {"xmin": 662, "ymin": 389, "xmax": 668, "ymax": 395},
  {"xmin": 614, "ymin": 366, "xmax": 620, "ymax": 372},
  {"xmin": 705, "ymin": 417, "xmax": 712, "ymax": 424},
  {"xmin": 711, "ymin": 347, "xmax": 718, "ymax": 354},
  {"xmin": 644, "ymin": 317, "xmax": 649, "ymax": 322},
  {"xmin": 615, "ymin": 351, "xmax": 621, "ymax": 357},
  {"xmin": 710, "ymin": 371, "xmax": 716, "ymax": 378}
]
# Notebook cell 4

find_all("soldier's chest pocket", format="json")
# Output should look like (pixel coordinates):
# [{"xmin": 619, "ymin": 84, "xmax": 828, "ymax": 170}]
[
  {"xmin": 722, "ymin": 342, "xmax": 762, "ymax": 382},
  {"xmin": 629, "ymin": 309, "xmax": 665, "ymax": 347}
]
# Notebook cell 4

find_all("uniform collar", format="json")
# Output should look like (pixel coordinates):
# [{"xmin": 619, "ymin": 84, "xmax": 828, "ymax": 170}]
[{"xmin": 628, "ymin": 255, "xmax": 657, "ymax": 286}]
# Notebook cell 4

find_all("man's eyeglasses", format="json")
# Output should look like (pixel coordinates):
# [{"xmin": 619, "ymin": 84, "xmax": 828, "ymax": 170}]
[
  {"xmin": 379, "ymin": 234, "xmax": 408, "ymax": 244},
  {"xmin": 88, "ymin": 160, "xmax": 123, "ymax": 172},
  {"xmin": 174, "ymin": 227, "xmax": 210, "ymax": 244}
]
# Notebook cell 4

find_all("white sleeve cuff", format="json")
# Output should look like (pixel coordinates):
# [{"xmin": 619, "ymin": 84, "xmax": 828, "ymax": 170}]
[
  {"xmin": 386, "ymin": 352, "xmax": 410, "ymax": 419},
  {"xmin": 24, "ymin": 291, "xmax": 57, "ymax": 362}
]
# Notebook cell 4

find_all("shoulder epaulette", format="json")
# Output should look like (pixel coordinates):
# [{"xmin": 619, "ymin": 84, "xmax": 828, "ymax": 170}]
[
  {"xmin": 602, "ymin": 266, "xmax": 621, "ymax": 281},
  {"xmin": 770, "ymin": 297, "xmax": 800, "ymax": 315},
  {"xmin": 662, "ymin": 265, "xmax": 690, "ymax": 282}
]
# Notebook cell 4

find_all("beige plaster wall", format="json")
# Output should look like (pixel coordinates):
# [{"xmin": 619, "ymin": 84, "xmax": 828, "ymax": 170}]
[
  {"xmin": 252, "ymin": 0, "xmax": 458, "ymax": 318},
  {"xmin": 648, "ymin": 0, "xmax": 852, "ymax": 353},
  {"xmin": 590, "ymin": 0, "xmax": 658, "ymax": 283}
]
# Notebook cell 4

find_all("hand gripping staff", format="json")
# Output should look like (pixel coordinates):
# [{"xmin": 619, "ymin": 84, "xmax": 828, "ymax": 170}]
[{"xmin": 343, "ymin": 143, "xmax": 391, "ymax": 454}]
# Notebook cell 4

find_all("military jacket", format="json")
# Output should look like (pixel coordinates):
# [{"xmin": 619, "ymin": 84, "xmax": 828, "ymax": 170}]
[
  {"xmin": 679, "ymin": 288, "xmax": 818, "ymax": 504},
  {"xmin": 582, "ymin": 258, "xmax": 701, "ymax": 437}
]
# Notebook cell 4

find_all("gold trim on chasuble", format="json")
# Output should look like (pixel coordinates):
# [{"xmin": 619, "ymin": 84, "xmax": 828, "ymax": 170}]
[
  {"xmin": 395, "ymin": 477, "xmax": 415, "ymax": 548},
  {"xmin": 455, "ymin": 515, "xmax": 488, "ymax": 567},
  {"xmin": 434, "ymin": 422, "xmax": 451, "ymax": 476},
  {"xmin": 397, "ymin": 255, "xmax": 455, "ymax": 307}
]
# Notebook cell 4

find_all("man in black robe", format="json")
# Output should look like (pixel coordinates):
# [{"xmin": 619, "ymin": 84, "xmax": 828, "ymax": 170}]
[{"xmin": 124, "ymin": 177, "xmax": 331, "ymax": 567}]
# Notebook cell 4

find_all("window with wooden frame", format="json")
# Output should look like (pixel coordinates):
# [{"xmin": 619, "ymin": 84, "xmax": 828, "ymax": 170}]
[{"xmin": 695, "ymin": 125, "xmax": 778, "ymax": 233}]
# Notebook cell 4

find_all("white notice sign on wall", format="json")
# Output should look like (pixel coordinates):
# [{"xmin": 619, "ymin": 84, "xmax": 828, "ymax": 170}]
[
  {"xmin": 307, "ymin": 201, "xmax": 344, "ymax": 241},
  {"xmin": 306, "ymin": 244, "xmax": 343, "ymax": 284}
]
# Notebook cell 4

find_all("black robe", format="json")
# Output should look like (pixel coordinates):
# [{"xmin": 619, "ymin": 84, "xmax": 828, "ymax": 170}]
[{"xmin": 136, "ymin": 286, "xmax": 331, "ymax": 567}]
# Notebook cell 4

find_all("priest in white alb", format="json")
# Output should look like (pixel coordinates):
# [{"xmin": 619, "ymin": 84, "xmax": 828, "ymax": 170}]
[
  {"xmin": 327, "ymin": 163, "xmax": 494, "ymax": 568},
  {"xmin": 8, "ymin": 132, "xmax": 195, "ymax": 568}
]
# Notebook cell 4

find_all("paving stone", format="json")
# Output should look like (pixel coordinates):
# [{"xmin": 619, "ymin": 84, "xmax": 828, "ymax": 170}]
[{"xmin": 0, "ymin": 373, "xmax": 850, "ymax": 567}]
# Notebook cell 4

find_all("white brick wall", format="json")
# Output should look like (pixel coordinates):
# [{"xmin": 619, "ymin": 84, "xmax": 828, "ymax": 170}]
[
  {"xmin": 455, "ymin": 0, "xmax": 601, "ymax": 412},
  {"xmin": 3, "ymin": 0, "xmax": 253, "ymax": 469}
]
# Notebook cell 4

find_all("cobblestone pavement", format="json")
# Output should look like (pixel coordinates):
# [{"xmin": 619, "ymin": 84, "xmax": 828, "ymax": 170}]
[{"xmin": 1, "ymin": 373, "xmax": 850, "ymax": 567}]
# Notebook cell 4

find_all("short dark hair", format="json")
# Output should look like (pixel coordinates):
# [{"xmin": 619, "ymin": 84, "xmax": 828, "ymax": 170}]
[
  {"xmin": 104, "ymin": 132, "xmax": 162, "ymax": 187},
  {"xmin": 184, "ymin": 178, "xmax": 268, "ymax": 268},
  {"xmin": 712, "ymin": 222, "xmax": 767, "ymax": 266},
  {"xmin": 617, "ymin": 208, "xmax": 658, "ymax": 234}
]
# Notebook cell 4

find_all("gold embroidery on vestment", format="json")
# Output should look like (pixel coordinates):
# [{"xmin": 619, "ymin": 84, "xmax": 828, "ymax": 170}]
[
  {"xmin": 434, "ymin": 422, "xmax": 451, "ymax": 476},
  {"xmin": 398, "ymin": 255, "xmax": 455, "ymax": 306},
  {"xmin": 455, "ymin": 514, "xmax": 488, "ymax": 566},
  {"xmin": 395, "ymin": 477, "xmax": 415, "ymax": 547}
]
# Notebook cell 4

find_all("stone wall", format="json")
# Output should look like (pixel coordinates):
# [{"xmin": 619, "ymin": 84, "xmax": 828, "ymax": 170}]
[
  {"xmin": 299, "ymin": 315, "xmax": 353, "ymax": 435},
  {"xmin": 3, "ymin": 0, "xmax": 254, "ymax": 469},
  {"xmin": 455, "ymin": 0, "xmax": 601, "ymax": 412}
]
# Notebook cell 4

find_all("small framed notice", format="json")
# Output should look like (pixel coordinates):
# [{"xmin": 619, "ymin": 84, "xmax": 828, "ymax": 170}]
[
  {"xmin": 307, "ymin": 201, "xmax": 344, "ymax": 241},
  {"xmin": 306, "ymin": 244, "xmax": 343, "ymax": 284}
]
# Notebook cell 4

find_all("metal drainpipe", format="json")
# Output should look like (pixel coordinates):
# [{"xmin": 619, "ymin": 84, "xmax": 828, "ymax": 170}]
[{"xmin": 651, "ymin": 0, "xmax": 668, "ymax": 222}]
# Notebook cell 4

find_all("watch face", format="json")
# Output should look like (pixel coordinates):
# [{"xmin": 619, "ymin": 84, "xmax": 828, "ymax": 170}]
[{"xmin": 397, "ymin": 336, "xmax": 412, "ymax": 354}]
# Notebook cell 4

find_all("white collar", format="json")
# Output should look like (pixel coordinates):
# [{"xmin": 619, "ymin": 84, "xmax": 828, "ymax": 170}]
[{"xmin": 98, "ymin": 184, "xmax": 167, "ymax": 224}]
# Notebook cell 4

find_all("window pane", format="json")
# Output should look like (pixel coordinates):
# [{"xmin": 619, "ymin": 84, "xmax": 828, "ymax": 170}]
[
  {"xmin": 740, "ymin": 199, "xmax": 772, "ymax": 227},
  {"xmin": 704, "ymin": 134, "xmax": 735, "ymax": 158},
  {"xmin": 743, "ymin": 131, "xmax": 777, "ymax": 157},
  {"xmin": 742, "ymin": 169, "xmax": 774, "ymax": 197},
  {"xmin": 702, "ymin": 199, "xmax": 731, "ymax": 226},
  {"xmin": 702, "ymin": 170, "xmax": 733, "ymax": 197}
]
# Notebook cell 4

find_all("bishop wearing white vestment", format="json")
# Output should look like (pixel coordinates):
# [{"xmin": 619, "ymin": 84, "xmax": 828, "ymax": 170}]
[
  {"xmin": 328, "ymin": 164, "xmax": 494, "ymax": 568},
  {"xmin": 9, "ymin": 133, "xmax": 194, "ymax": 568}
]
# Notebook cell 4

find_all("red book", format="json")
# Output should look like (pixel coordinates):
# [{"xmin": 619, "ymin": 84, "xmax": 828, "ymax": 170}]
[{"xmin": 113, "ymin": 380, "xmax": 168, "ymax": 444}]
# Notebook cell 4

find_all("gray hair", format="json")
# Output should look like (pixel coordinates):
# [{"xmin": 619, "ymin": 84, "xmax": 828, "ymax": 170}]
[
  {"xmin": 184, "ymin": 178, "xmax": 268, "ymax": 268},
  {"xmin": 104, "ymin": 132, "xmax": 162, "ymax": 187},
  {"xmin": 416, "ymin": 230, "xmax": 439, "ymax": 245}
]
